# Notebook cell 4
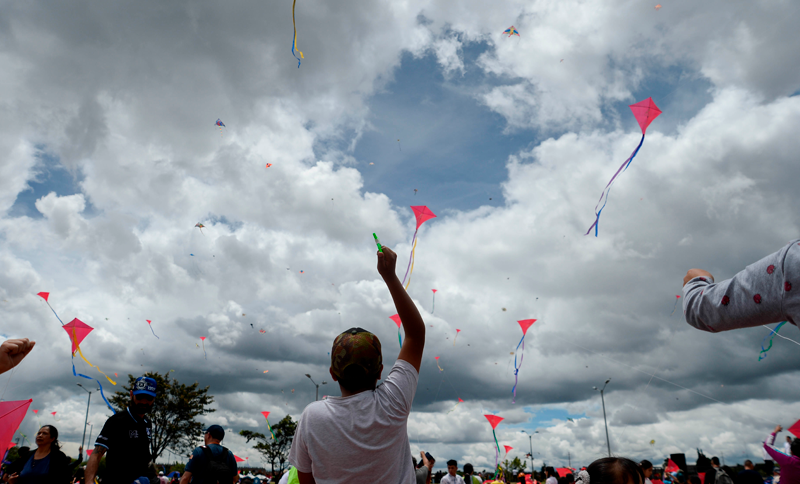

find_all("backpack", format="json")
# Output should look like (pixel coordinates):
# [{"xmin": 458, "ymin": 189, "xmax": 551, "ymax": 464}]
[
  {"xmin": 714, "ymin": 468, "xmax": 734, "ymax": 484},
  {"xmin": 200, "ymin": 445, "xmax": 234, "ymax": 484}
]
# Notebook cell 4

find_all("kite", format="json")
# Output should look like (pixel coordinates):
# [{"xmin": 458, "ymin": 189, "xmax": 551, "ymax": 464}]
[
  {"xmin": 390, "ymin": 314, "xmax": 403, "ymax": 347},
  {"xmin": 401, "ymin": 206, "xmax": 437, "ymax": 290},
  {"xmin": 145, "ymin": 320, "xmax": 159, "ymax": 339},
  {"xmin": 665, "ymin": 459, "xmax": 680, "ymax": 473},
  {"xmin": 263, "ymin": 370, "xmax": 269, "ymax": 373},
  {"xmin": 195, "ymin": 223, "xmax": 205, "ymax": 235},
  {"xmin": 650, "ymin": 439, "xmax": 656, "ymax": 446},
  {"xmin": 291, "ymin": 0, "xmax": 304, "ymax": 67},
  {"xmin": 431, "ymin": 289, "xmax": 437, "ymax": 313},
  {"xmin": 434, "ymin": 356, "xmax": 443, "ymax": 372},
  {"xmin": 787, "ymin": 419, "xmax": 800, "ymax": 438},
  {"xmin": 504, "ymin": 445, "xmax": 514, "ymax": 460},
  {"xmin": 655, "ymin": 4, "xmax": 662, "ymax": 10},
  {"xmin": 215, "ymin": 119, "xmax": 226, "ymax": 136},
  {"xmin": 670, "ymin": 295, "xmax": 681, "ymax": 316},
  {"xmin": 261, "ymin": 411, "xmax": 276, "ymax": 440},
  {"xmin": 234, "ymin": 455, "xmax": 246, "ymax": 463},
  {"xmin": 266, "ymin": 163, "xmax": 272, "ymax": 168},
  {"xmin": 200, "ymin": 337, "xmax": 207, "ymax": 360},
  {"xmin": 453, "ymin": 328, "xmax": 460, "ymax": 347},
  {"xmin": 37, "ymin": 292, "xmax": 63, "ymax": 325},
  {"xmin": 61, "ymin": 318, "xmax": 116, "ymax": 414},
  {"xmin": 0, "ymin": 400, "xmax": 32, "ymax": 460},
  {"xmin": 585, "ymin": 97, "xmax": 662, "ymax": 236},
  {"xmin": 512, "ymin": 319, "xmax": 537, "ymax": 403},
  {"xmin": 484, "ymin": 414, "xmax": 504, "ymax": 479},
  {"xmin": 447, "ymin": 398, "xmax": 463, "ymax": 414},
  {"xmin": 758, "ymin": 321, "xmax": 788, "ymax": 361},
  {"xmin": 503, "ymin": 26, "xmax": 520, "ymax": 37},
  {"xmin": 398, "ymin": 139, "xmax": 402, "ymax": 152},
  {"xmin": 414, "ymin": 188, "xmax": 417, "ymax": 196},
  {"xmin": 259, "ymin": 329, "xmax": 266, "ymax": 333}
]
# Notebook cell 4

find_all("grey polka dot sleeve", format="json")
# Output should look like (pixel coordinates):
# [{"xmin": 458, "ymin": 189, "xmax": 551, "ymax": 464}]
[{"xmin": 682, "ymin": 239, "xmax": 799, "ymax": 333}]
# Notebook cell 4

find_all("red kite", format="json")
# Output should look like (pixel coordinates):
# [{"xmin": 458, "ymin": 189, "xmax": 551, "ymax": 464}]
[
  {"xmin": 261, "ymin": 411, "xmax": 276, "ymax": 440},
  {"xmin": 62, "ymin": 319, "xmax": 93, "ymax": 356},
  {"xmin": 200, "ymin": 337, "xmax": 207, "ymax": 360},
  {"xmin": 146, "ymin": 320, "xmax": 159, "ymax": 339},
  {"xmin": 234, "ymin": 455, "xmax": 246, "ymax": 463},
  {"xmin": 38, "ymin": 292, "xmax": 64, "ymax": 325},
  {"xmin": 0, "ymin": 400, "xmax": 32, "ymax": 456},
  {"xmin": 401, "ymin": 206, "xmax": 437, "ymax": 289},
  {"xmin": 389, "ymin": 314, "xmax": 402, "ymax": 347},
  {"xmin": 504, "ymin": 445, "xmax": 514, "ymax": 456},
  {"xmin": 787, "ymin": 419, "xmax": 800, "ymax": 438},
  {"xmin": 670, "ymin": 295, "xmax": 681, "ymax": 316},
  {"xmin": 485, "ymin": 414, "xmax": 504, "ymax": 477},
  {"xmin": 453, "ymin": 328, "xmax": 461, "ymax": 347},
  {"xmin": 431, "ymin": 289, "xmax": 437, "ymax": 314},
  {"xmin": 586, "ymin": 97, "xmax": 661, "ymax": 236},
  {"xmin": 434, "ymin": 356, "xmax": 443, "ymax": 372},
  {"xmin": 665, "ymin": 459, "xmax": 680, "ymax": 473},
  {"xmin": 512, "ymin": 319, "xmax": 537, "ymax": 403},
  {"xmin": 448, "ymin": 398, "xmax": 464, "ymax": 414}
]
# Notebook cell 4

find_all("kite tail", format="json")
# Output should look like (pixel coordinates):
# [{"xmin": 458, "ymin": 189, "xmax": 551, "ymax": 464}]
[
  {"xmin": 493, "ymin": 430, "xmax": 501, "ymax": 479},
  {"xmin": 202, "ymin": 340, "xmax": 207, "ymax": 360},
  {"xmin": 447, "ymin": 401, "xmax": 461, "ymax": 414},
  {"xmin": 436, "ymin": 361, "xmax": 443, "ymax": 372},
  {"xmin": 71, "ymin": 363, "xmax": 116, "ymax": 414},
  {"xmin": 759, "ymin": 321, "xmax": 787, "ymax": 361},
  {"xmin": 291, "ymin": 0, "xmax": 304, "ymax": 67},
  {"xmin": 401, "ymin": 230, "xmax": 418, "ymax": 287},
  {"xmin": 149, "ymin": 324, "xmax": 160, "ymax": 339},
  {"xmin": 670, "ymin": 298, "xmax": 679, "ymax": 316},
  {"xmin": 585, "ymin": 133, "xmax": 645, "ymax": 237},
  {"xmin": 266, "ymin": 419, "xmax": 276, "ymax": 440},
  {"xmin": 72, "ymin": 328, "xmax": 117, "ymax": 385},
  {"xmin": 511, "ymin": 335, "xmax": 525, "ymax": 404},
  {"xmin": 453, "ymin": 332, "xmax": 458, "ymax": 347},
  {"xmin": 432, "ymin": 293, "xmax": 435, "ymax": 314},
  {"xmin": 398, "ymin": 329, "xmax": 402, "ymax": 348}
]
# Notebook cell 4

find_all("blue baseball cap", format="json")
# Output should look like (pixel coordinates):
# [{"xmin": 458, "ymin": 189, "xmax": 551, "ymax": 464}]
[{"xmin": 132, "ymin": 377, "xmax": 157, "ymax": 398}]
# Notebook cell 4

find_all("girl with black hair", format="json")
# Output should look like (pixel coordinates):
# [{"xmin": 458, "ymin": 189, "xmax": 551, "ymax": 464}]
[
  {"xmin": 639, "ymin": 460, "xmax": 653, "ymax": 484},
  {"xmin": 4, "ymin": 425, "xmax": 74, "ymax": 483}
]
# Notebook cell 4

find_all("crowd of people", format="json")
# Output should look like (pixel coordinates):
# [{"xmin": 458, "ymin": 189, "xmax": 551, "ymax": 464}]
[{"xmin": 1, "ymin": 243, "xmax": 799, "ymax": 483}]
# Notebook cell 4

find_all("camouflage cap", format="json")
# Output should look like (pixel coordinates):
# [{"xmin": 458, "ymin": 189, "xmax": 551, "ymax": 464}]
[{"xmin": 330, "ymin": 327, "xmax": 382, "ymax": 379}]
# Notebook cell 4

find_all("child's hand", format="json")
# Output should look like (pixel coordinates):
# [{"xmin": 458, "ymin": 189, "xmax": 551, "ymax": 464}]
[
  {"xmin": 377, "ymin": 246, "xmax": 398, "ymax": 280},
  {"xmin": 683, "ymin": 268, "xmax": 713, "ymax": 286}
]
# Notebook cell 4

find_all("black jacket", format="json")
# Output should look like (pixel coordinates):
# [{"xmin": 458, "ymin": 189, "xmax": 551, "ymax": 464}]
[{"xmin": 5, "ymin": 448, "xmax": 74, "ymax": 483}]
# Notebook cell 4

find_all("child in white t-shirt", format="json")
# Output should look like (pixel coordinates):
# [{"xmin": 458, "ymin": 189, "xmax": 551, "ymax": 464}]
[{"xmin": 289, "ymin": 246, "xmax": 426, "ymax": 484}]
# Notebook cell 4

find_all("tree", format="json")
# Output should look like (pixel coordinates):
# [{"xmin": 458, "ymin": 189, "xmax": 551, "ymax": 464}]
[
  {"xmin": 110, "ymin": 372, "xmax": 215, "ymax": 460},
  {"xmin": 240, "ymin": 415, "xmax": 297, "ymax": 475}
]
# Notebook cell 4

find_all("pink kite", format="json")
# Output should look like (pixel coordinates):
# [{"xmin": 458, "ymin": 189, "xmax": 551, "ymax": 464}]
[
  {"xmin": 585, "ymin": 97, "xmax": 661, "ymax": 236},
  {"xmin": 234, "ymin": 455, "xmax": 246, "ymax": 463},
  {"xmin": 787, "ymin": 419, "xmax": 800, "ymax": 438},
  {"xmin": 431, "ymin": 289, "xmax": 437, "ymax": 314},
  {"xmin": 512, "ymin": 319, "xmax": 537, "ymax": 403},
  {"xmin": 401, "ymin": 206, "xmax": 436, "ymax": 290},
  {"xmin": 146, "ymin": 320, "xmax": 159, "ymax": 339},
  {"xmin": 557, "ymin": 469, "xmax": 572, "ymax": 478},
  {"xmin": 0, "ymin": 400, "xmax": 32, "ymax": 456},
  {"xmin": 504, "ymin": 445, "xmax": 514, "ymax": 455},
  {"xmin": 62, "ymin": 318, "xmax": 117, "ymax": 414},
  {"xmin": 261, "ymin": 411, "xmax": 276, "ymax": 440},
  {"xmin": 435, "ymin": 356, "xmax": 443, "ymax": 372},
  {"xmin": 670, "ymin": 295, "xmax": 681, "ymax": 316},
  {"xmin": 200, "ymin": 337, "xmax": 207, "ymax": 360},
  {"xmin": 86, "ymin": 449, "xmax": 93, "ymax": 457},
  {"xmin": 665, "ymin": 459, "xmax": 680, "ymax": 473},
  {"xmin": 453, "ymin": 328, "xmax": 461, "ymax": 347},
  {"xmin": 389, "ymin": 314, "xmax": 403, "ymax": 347},
  {"xmin": 484, "ymin": 414, "xmax": 504, "ymax": 478},
  {"xmin": 32, "ymin": 410, "xmax": 38, "ymax": 414},
  {"xmin": 448, "ymin": 397, "xmax": 464, "ymax": 414},
  {"xmin": 38, "ymin": 292, "xmax": 64, "ymax": 325}
]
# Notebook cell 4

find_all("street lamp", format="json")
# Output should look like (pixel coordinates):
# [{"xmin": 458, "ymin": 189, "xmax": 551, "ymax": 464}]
[
  {"xmin": 305, "ymin": 374, "xmax": 327, "ymax": 401},
  {"xmin": 521, "ymin": 431, "xmax": 534, "ymax": 470},
  {"xmin": 593, "ymin": 379, "xmax": 612, "ymax": 457},
  {"xmin": 76, "ymin": 383, "xmax": 93, "ymax": 450},
  {"xmin": 86, "ymin": 423, "xmax": 94, "ymax": 449}
]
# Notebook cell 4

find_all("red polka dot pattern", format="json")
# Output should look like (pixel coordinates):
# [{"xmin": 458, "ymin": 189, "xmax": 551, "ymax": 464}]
[
  {"xmin": 786, "ymin": 282, "xmax": 792, "ymax": 292},
  {"xmin": 722, "ymin": 296, "xmax": 730, "ymax": 306},
  {"xmin": 767, "ymin": 265, "xmax": 775, "ymax": 274},
  {"xmin": 754, "ymin": 294, "xmax": 762, "ymax": 304}
]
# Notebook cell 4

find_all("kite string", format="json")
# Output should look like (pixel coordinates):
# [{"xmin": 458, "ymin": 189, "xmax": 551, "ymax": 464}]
[
  {"xmin": 585, "ymin": 134, "xmax": 645, "ymax": 237},
  {"xmin": 759, "ymin": 322, "xmax": 790, "ymax": 360},
  {"xmin": 72, "ymin": 327, "xmax": 116, "ymax": 385},
  {"xmin": 0, "ymin": 367, "xmax": 16, "ymax": 402},
  {"xmin": 404, "ymin": 236, "xmax": 419, "ymax": 290},
  {"xmin": 45, "ymin": 301, "xmax": 65, "ymax": 326},
  {"xmin": 763, "ymin": 324, "xmax": 800, "ymax": 346}
]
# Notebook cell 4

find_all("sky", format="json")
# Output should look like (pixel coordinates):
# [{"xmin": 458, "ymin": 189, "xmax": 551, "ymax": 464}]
[{"xmin": 1, "ymin": 0, "xmax": 800, "ymax": 472}]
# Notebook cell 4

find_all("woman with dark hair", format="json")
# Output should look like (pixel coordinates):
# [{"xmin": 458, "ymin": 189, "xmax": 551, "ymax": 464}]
[
  {"xmin": 545, "ymin": 468, "xmax": 558, "ymax": 484},
  {"xmin": 639, "ymin": 460, "xmax": 653, "ymax": 484},
  {"xmin": 3, "ymin": 425, "xmax": 73, "ymax": 483},
  {"xmin": 575, "ymin": 457, "xmax": 645, "ymax": 484}
]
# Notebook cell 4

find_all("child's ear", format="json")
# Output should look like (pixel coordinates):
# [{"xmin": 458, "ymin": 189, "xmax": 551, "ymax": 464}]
[{"xmin": 329, "ymin": 367, "xmax": 338, "ymax": 382}]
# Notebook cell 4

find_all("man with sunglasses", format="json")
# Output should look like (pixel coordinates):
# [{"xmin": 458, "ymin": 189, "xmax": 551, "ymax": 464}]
[{"xmin": 85, "ymin": 376, "xmax": 158, "ymax": 484}]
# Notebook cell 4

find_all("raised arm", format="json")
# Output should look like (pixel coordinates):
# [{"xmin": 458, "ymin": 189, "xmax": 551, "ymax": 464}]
[
  {"xmin": 682, "ymin": 240, "xmax": 799, "ymax": 332},
  {"xmin": 0, "ymin": 338, "xmax": 35, "ymax": 375},
  {"xmin": 377, "ymin": 247, "xmax": 425, "ymax": 372}
]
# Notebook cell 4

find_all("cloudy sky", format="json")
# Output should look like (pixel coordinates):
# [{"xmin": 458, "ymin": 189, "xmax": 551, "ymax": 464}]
[{"xmin": 1, "ymin": 0, "xmax": 800, "ymax": 472}]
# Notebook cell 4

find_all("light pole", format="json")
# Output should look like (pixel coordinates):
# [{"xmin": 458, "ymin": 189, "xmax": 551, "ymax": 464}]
[
  {"xmin": 593, "ymin": 379, "xmax": 612, "ymax": 457},
  {"xmin": 521, "ymin": 431, "xmax": 534, "ymax": 469},
  {"xmin": 77, "ymin": 383, "xmax": 92, "ymax": 450},
  {"xmin": 86, "ymin": 423, "xmax": 94, "ymax": 449},
  {"xmin": 305, "ymin": 374, "xmax": 327, "ymax": 401}
]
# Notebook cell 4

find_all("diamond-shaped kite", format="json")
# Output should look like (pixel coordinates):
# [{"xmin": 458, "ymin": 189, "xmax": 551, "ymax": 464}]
[
  {"xmin": 512, "ymin": 319, "xmax": 537, "ymax": 403},
  {"xmin": 787, "ymin": 419, "xmax": 800, "ymax": 438},
  {"xmin": 401, "ymin": 206, "xmax": 437, "ymax": 290},
  {"xmin": 62, "ymin": 319, "xmax": 94, "ymax": 356},
  {"xmin": 585, "ymin": 97, "xmax": 661, "ymax": 237},
  {"xmin": 0, "ymin": 399, "xmax": 32, "ymax": 457}
]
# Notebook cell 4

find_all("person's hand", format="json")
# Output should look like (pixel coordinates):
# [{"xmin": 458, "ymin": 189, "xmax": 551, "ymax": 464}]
[
  {"xmin": 421, "ymin": 451, "xmax": 433, "ymax": 469},
  {"xmin": 0, "ymin": 338, "xmax": 35, "ymax": 374},
  {"xmin": 377, "ymin": 246, "xmax": 398, "ymax": 281},
  {"xmin": 683, "ymin": 269, "xmax": 713, "ymax": 286},
  {"xmin": 775, "ymin": 425, "xmax": 783, "ymax": 433},
  {"xmin": 7, "ymin": 473, "xmax": 19, "ymax": 484}
]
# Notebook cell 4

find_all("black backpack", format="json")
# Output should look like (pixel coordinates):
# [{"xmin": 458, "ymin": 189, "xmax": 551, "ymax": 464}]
[{"xmin": 200, "ymin": 445, "xmax": 234, "ymax": 484}]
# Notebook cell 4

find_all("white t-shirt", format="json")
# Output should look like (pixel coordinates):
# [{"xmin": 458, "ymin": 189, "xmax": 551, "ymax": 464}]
[
  {"xmin": 441, "ymin": 474, "xmax": 462, "ymax": 484},
  {"xmin": 546, "ymin": 477, "xmax": 558, "ymax": 484},
  {"xmin": 289, "ymin": 359, "xmax": 419, "ymax": 484},
  {"xmin": 785, "ymin": 441, "xmax": 792, "ymax": 455}
]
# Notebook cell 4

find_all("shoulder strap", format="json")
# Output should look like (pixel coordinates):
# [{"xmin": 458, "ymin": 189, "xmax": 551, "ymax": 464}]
[{"xmin": 201, "ymin": 445, "xmax": 213, "ymax": 461}]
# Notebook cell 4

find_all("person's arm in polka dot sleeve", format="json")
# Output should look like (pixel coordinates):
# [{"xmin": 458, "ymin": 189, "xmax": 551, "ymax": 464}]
[{"xmin": 682, "ymin": 240, "xmax": 800, "ymax": 333}]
